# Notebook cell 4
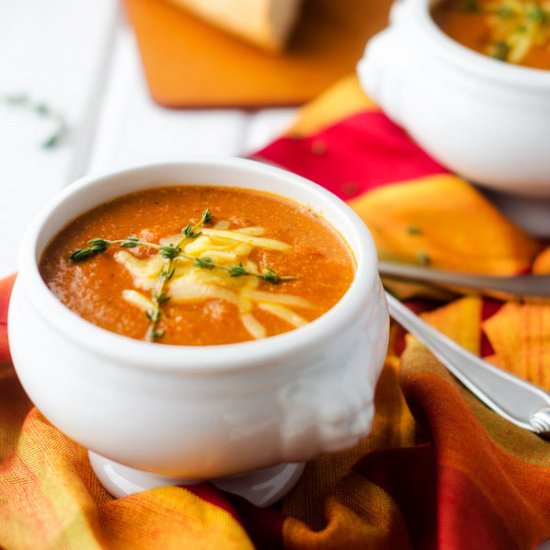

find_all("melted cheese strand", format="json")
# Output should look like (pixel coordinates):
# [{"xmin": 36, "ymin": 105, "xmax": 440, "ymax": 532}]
[
  {"xmin": 234, "ymin": 226, "xmax": 266, "ymax": 236},
  {"xmin": 122, "ymin": 289, "xmax": 155, "ymax": 313},
  {"xmin": 258, "ymin": 302, "xmax": 308, "ymax": 328},
  {"xmin": 213, "ymin": 220, "xmax": 230, "ymax": 229},
  {"xmin": 114, "ymin": 251, "xmax": 164, "ymax": 290},
  {"xmin": 241, "ymin": 313, "xmax": 266, "ymax": 339},
  {"xmin": 242, "ymin": 290, "xmax": 314, "ymax": 309},
  {"xmin": 184, "ymin": 236, "xmax": 236, "ymax": 255},
  {"xmin": 234, "ymin": 243, "xmax": 253, "ymax": 255},
  {"xmin": 201, "ymin": 228, "xmax": 292, "ymax": 251},
  {"xmin": 182, "ymin": 235, "xmax": 211, "ymax": 254},
  {"xmin": 170, "ymin": 280, "xmax": 240, "ymax": 305},
  {"xmin": 199, "ymin": 250, "xmax": 238, "ymax": 262}
]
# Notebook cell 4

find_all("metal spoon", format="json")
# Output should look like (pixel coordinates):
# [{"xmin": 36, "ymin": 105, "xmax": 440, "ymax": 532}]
[
  {"xmin": 379, "ymin": 260, "xmax": 550, "ymax": 300},
  {"xmin": 386, "ymin": 292, "xmax": 550, "ymax": 436}
]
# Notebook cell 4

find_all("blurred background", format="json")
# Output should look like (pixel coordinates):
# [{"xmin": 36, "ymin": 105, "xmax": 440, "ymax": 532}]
[{"xmin": 0, "ymin": 0, "xmax": 391, "ymax": 278}]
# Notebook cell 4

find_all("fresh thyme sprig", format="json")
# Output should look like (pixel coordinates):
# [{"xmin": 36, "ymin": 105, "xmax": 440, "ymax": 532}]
[
  {"xmin": 143, "ymin": 209, "xmax": 213, "ymax": 341},
  {"xmin": 193, "ymin": 259, "xmax": 293, "ymax": 284},
  {"xmin": 3, "ymin": 93, "xmax": 68, "ymax": 149},
  {"xmin": 68, "ymin": 208, "xmax": 294, "ymax": 341},
  {"xmin": 67, "ymin": 236, "xmax": 152, "ymax": 262}
]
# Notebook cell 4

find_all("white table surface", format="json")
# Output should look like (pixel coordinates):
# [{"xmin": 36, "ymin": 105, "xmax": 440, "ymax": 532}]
[{"xmin": 0, "ymin": 0, "xmax": 295, "ymax": 278}]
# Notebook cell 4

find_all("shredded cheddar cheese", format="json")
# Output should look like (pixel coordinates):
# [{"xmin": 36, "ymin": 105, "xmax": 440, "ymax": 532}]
[
  {"xmin": 114, "ymin": 251, "xmax": 164, "ymax": 290},
  {"xmin": 116, "ymin": 224, "xmax": 313, "ymax": 340},
  {"xmin": 257, "ymin": 303, "xmax": 308, "ymax": 328},
  {"xmin": 200, "ymin": 228, "xmax": 292, "ymax": 252},
  {"xmin": 122, "ymin": 289, "xmax": 155, "ymax": 312}
]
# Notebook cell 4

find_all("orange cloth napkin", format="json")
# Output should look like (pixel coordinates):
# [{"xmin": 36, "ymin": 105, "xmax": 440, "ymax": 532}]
[{"xmin": 2, "ymin": 77, "xmax": 550, "ymax": 549}]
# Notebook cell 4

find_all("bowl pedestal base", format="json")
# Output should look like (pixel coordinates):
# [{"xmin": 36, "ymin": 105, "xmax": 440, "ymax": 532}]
[{"xmin": 89, "ymin": 451, "xmax": 305, "ymax": 507}]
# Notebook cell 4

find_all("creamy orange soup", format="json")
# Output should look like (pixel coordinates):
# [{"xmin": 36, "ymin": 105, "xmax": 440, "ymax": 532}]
[
  {"xmin": 433, "ymin": 0, "xmax": 550, "ymax": 70},
  {"xmin": 40, "ymin": 186, "xmax": 355, "ymax": 346}
]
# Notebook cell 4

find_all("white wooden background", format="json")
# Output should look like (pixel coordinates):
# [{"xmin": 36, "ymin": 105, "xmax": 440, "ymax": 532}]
[{"xmin": 0, "ymin": 0, "xmax": 295, "ymax": 278}]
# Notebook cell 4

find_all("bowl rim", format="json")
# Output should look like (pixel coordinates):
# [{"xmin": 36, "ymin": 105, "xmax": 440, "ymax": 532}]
[
  {"xmin": 409, "ymin": 0, "xmax": 550, "ymax": 89},
  {"xmin": 15, "ymin": 157, "xmax": 379, "ymax": 374}
]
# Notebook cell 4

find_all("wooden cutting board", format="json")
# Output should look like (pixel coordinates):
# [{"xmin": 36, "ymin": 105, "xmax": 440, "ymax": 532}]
[{"xmin": 124, "ymin": 0, "xmax": 392, "ymax": 108}]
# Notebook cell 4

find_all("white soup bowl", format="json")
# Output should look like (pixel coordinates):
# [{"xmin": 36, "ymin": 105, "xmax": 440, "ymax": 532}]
[{"xmin": 8, "ymin": 158, "xmax": 389, "ymax": 506}]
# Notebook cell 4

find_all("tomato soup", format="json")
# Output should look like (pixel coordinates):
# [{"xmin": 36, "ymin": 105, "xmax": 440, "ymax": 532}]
[
  {"xmin": 433, "ymin": 0, "xmax": 550, "ymax": 70},
  {"xmin": 40, "ymin": 186, "xmax": 355, "ymax": 346}
]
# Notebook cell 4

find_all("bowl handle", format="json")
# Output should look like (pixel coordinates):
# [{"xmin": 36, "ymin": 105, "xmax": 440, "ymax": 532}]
[
  {"xmin": 276, "ymin": 363, "xmax": 375, "ymax": 460},
  {"xmin": 357, "ymin": 1, "xmax": 410, "ymax": 125},
  {"xmin": 277, "ymin": 279, "xmax": 389, "ymax": 462},
  {"xmin": 277, "ymin": 283, "xmax": 389, "ymax": 460}
]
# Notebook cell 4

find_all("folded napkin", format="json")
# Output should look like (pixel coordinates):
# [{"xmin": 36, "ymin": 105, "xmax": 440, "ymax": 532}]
[{"xmin": 2, "ymin": 77, "xmax": 550, "ymax": 549}]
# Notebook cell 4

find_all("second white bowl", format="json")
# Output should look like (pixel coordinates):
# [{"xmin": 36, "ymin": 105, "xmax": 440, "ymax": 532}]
[{"xmin": 358, "ymin": 0, "xmax": 550, "ymax": 197}]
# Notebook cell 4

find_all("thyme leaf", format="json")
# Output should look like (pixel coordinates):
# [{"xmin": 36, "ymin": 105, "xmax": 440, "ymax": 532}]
[
  {"xmin": 154, "ymin": 292, "xmax": 171, "ymax": 304},
  {"xmin": 201, "ymin": 209, "xmax": 214, "ymax": 224},
  {"xmin": 145, "ymin": 309, "xmax": 160, "ymax": 322},
  {"xmin": 262, "ymin": 268, "xmax": 283, "ymax": 284},
  {"xmin": 120, "ymin": 236, "xmax": 139, "ymax": 248},
  {"xmin": 491, "ymin": 40, "xmax": 510, "ymax": 60},
  {"xmin": 416, "ymin": 251, "xmax": 432, "ymax": 266},
  {"xmin": 151, "ymin": 328, "xmax": 165, "ymax": 340},
  {"xmin": 3, "ymin": 93, "xmax": 68, "ymax": 149},
  {"xmin": 463, "ymin": 0, "xmax": 478, "ymax": 12},
  {"xmin": 182, "ymin": 224, "xmax": 199, "ymax": 239},
  {"xmin": 68, "ymin": 238, "xmax": 110, "ymax": 262},
  {"xmin": 194, "ymin": 256, "xmax": 215, "ymax": 269},
  {"xmin": 228, "ymin": 263, "xmax": 248, "ymax": 277},
  {"xmin": 528, "ymin": 5, "xmax": 548, "ymax": 23},
  {"xmin": 161, "ymin": 267, "xmax": 176, "ymax": 280},
  {"xmin": 406, "ymin": 225, "xmax": 422, "ymax": 236},
  {"xmin": 159, "ymin": 244, "xmax": 181, "ymax": 260}
]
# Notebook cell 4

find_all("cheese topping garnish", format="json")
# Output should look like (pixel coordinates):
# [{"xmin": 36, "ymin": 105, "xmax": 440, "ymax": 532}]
[{"xmin": 115, "ymin": 223, "xmax": 312, "ymax": 340}]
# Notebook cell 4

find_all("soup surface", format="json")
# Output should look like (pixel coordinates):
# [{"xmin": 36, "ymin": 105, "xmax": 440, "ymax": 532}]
[
  {"xmin": 433, "ymin": 0, "xmax": 550, "ymax": 70},
  {"xmin": 40, "ymin": 186, "xmax": 355, "ymax": 346}
]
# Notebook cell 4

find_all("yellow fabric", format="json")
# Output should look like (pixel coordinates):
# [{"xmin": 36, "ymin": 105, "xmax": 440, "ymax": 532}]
[
  {"xmin": 0, "ymin": 359, "xmax": 253, "ymax": 550},
  {"xmin": 349, "ymin": 174, "xmax": 541, "ymax": 274},
  {"xmin": 287, "ymin": 75, "xmax": 380, "ymax": 138}
]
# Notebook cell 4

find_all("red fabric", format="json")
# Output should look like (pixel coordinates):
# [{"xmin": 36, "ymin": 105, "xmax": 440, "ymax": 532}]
[
  {"xmin": 254, "ymin": 111, "xmax": 448, "ymax": 201},
  {"xmin": 0, "ymin": 275, "xmax": 15, "ymax": 366},
  {"xmin": 480, "ymin": 299, "xmax": 503, "ymax": 357}
]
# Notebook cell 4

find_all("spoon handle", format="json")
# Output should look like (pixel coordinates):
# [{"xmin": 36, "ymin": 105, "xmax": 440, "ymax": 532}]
[
  {"xmin": 379, "ymin": 261, "xmax": 550, "ymax": 299},
  {"xmin": 385, "ymin": 292, "xmax": 550, "ymax": 435}
]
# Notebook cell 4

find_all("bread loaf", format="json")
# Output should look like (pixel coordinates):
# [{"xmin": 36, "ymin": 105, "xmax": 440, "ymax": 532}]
[{"xmin": 169, "ymin": 0, "xmax": 303, "ymax": 52}]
